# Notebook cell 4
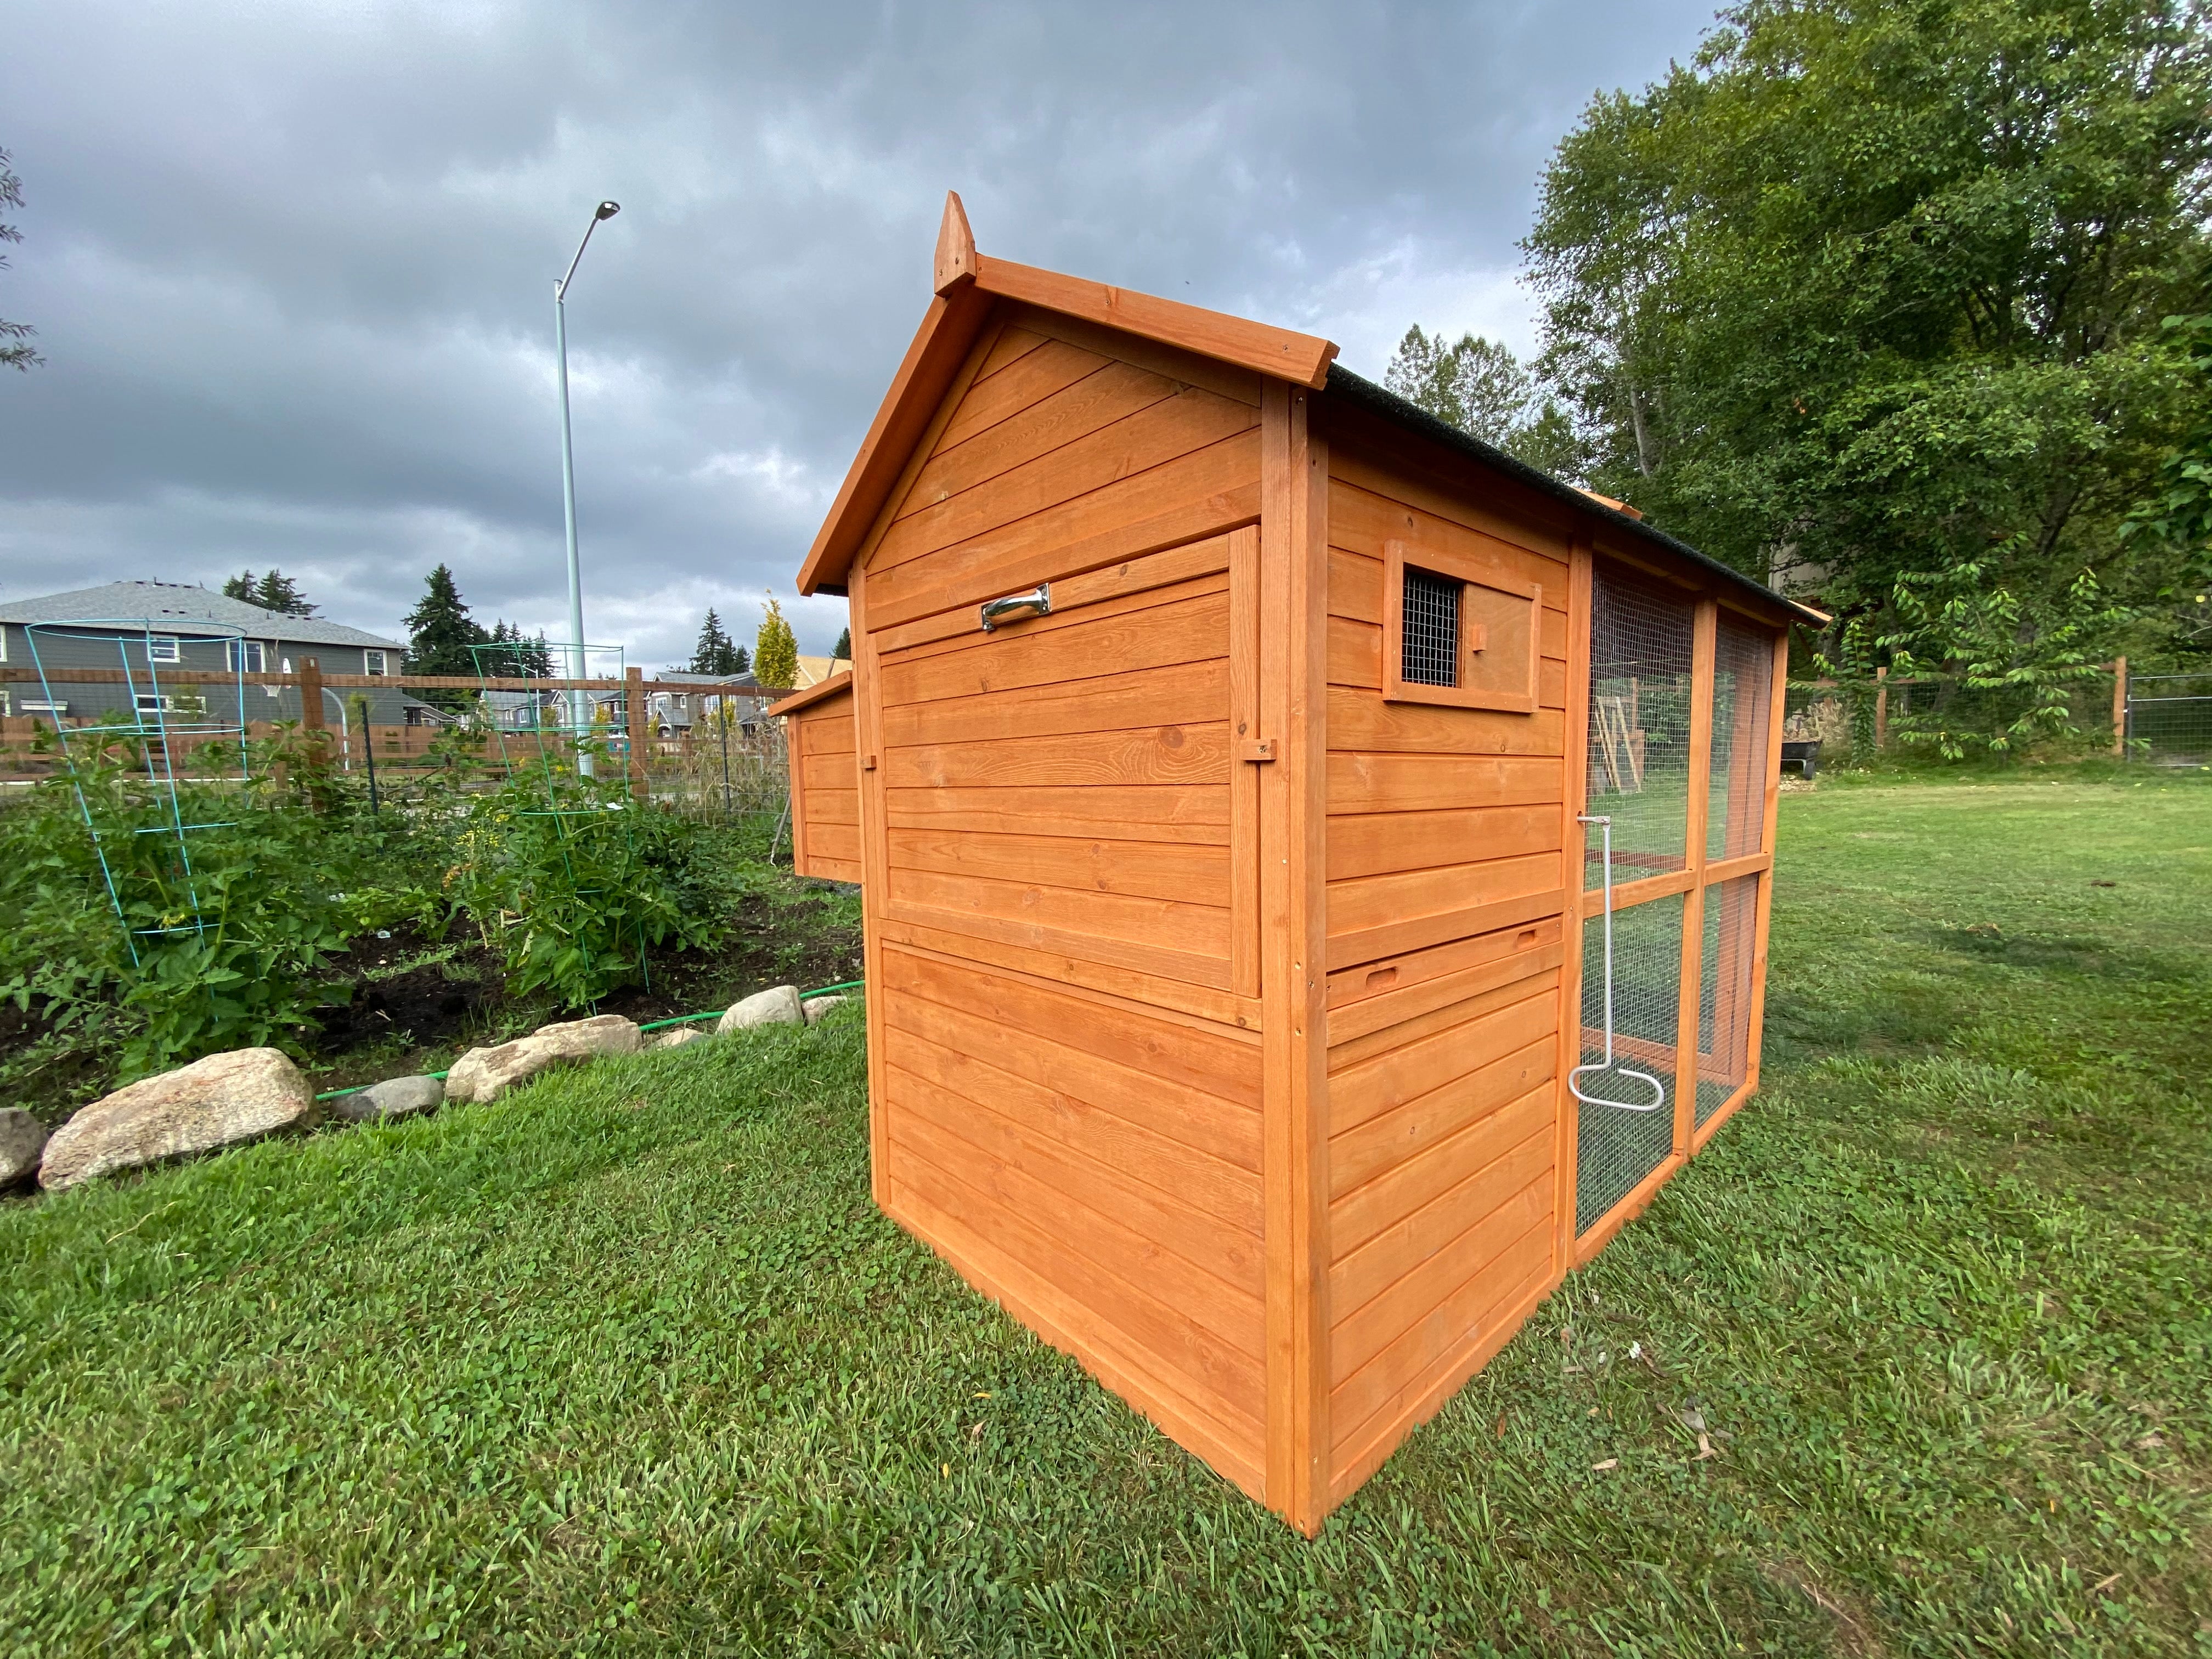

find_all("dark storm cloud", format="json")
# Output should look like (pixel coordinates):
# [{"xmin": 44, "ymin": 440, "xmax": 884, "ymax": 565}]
[{"xmin": 0, "ymin": 0, "xmax": 1714, "ymax": 663}]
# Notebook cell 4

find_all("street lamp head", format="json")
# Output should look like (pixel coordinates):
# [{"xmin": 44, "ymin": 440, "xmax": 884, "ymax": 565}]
[{"xmin": 595, "ymin": 201, "xmax": 620, "ymax": 221}]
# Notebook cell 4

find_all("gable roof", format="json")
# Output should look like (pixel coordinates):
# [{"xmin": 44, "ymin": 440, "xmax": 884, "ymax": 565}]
[
  {"xmin": 794, "ymin": 194, "xmax": 1821, "ymax": 627},
  {"xmin": 0, "ymin": 581, "xmax": 408, "ymax": 648}
]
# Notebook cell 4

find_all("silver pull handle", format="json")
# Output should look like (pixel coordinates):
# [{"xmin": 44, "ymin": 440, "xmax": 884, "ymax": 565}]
[
  {"xmin": 980, "ymin": 584, "xmax": 1051, "ymax": 632},
  {"xmin": 1568, "ymin": 814, "xmax": 1668, "ymax": 1114}
]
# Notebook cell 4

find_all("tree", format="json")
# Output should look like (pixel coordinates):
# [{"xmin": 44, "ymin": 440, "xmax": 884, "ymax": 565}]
[
  {"xmin": 0, "ymin": 148, "xmax": 39, "ymax": 373},
  {"xmin": 1523, "ymin": 0, "xmax": 2212, "ymax": 648},
  {"xmin": 402, "ymin": 565, "xmax": 489, "ymax": 682},
  {"xmin": 753, "ymin": 594, "xmax": 799, "ymax": 690},
  {"xmin": 221, "ymin": 571, "xmax": 317, "ymax": 617},
  {"xmin": 832, "ymin": 626, "xmax": 851, "ymax": 662},
  {"xmin": 687, "ymin": 608, "xmax": 747, "ymax": 676},
  {"xmin": 487, "ymin": 619, "xmax": 554, "ymax": 678},
  {"xmin": 1384, "ymin": 327, "xmax": 1588, "ymax": 480}
]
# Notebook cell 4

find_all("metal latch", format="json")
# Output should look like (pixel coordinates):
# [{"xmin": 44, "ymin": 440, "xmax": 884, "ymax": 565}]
[{"xmin": 980, "ymin": 584, "xmax": 1051, "ymax": 631}]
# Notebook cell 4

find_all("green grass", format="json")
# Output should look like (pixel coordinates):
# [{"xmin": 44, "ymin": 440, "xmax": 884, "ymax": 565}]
[{"xmin": 4, "ymin": 774, "xmax": 2209, "ymax": 1655}]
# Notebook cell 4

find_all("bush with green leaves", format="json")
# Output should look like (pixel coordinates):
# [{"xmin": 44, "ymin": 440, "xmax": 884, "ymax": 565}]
[
  {"xmin": 430, "ymin": 757, "xmax": 730, "ymax": 1008},
  {"xmin": 0, "ymin": 723, "xmax": 427, "ymax": 1084}
]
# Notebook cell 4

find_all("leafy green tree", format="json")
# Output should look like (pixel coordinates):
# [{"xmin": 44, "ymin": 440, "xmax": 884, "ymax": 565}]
[
  {"xmin": 1524, "ymin": 0, "xmax": 2212, "ymax": 641},
  {"xmin": 0, "ymin": 148, "xmax": 38, "ymax": 373},
  {"xmin": 687, "ymin": 608, "xmax": 747, "ymax": 676},
  {"xmin": 1384, "ymin": 326, "xmax": 1589, "ymax": 480},
  {"xmin": 402, "ymin": 566, "xmax": 489, "ymax": 692},
  {"xmin": 2121, "ymin": 311, "xmax": 2212, "ymax": 659},
  {"xmin": 753, "ymin": 594, "xmax": 799, "ymax": 689}
]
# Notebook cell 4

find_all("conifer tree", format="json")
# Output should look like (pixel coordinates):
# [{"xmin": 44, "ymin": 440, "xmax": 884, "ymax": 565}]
[
  {"xmin": 688, "ymin": 608, "xmax": 746, "ymax": 675},
  {"xmin": 402, "ymin": 565, "xmax": 489, "ymax": 689},
  {"xmin": 753, "ymin": 594, "xmax": 799, "ymax": 689},
  {"xmin": 833, "ymin": 626, "xmax": 851, "ymax": 662}
]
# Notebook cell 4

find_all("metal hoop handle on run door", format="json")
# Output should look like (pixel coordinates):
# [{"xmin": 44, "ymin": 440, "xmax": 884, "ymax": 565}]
[
  {"xmin": 979, "ymin": 584, "xmax": 1051, "ymax": 632},
  {"xmin": 1568, "ymin": 814, "xmax": 1668, "ymax": 1113}
]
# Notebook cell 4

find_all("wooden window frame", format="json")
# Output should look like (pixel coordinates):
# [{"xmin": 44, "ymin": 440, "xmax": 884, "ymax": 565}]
[{"xmin": 1381, "ymin": 538, "xmax": 1539, "ymax": 714}]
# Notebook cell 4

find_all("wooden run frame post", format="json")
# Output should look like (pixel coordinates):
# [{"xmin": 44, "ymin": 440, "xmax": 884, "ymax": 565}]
[
  {"xmin": 1672, "ymin": 599, "xmax": 1719, "ymax": 1161},
  {"xmin": 624, "ymin": 666, "xmax": 649, "ymax": 799},
  {"xmin": 1551, "ymin": 539, "xmax": 1595, "ymax": 1282},
  {"xmin": 1259, "ymin": 380, "xmax": 1331, "ymax": 1534}
]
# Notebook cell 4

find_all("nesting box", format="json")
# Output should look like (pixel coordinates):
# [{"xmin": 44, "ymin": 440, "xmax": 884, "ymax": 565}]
[{"xmin": 771, "ymin": 194, "xmax": 1815, "ymax": 1533}]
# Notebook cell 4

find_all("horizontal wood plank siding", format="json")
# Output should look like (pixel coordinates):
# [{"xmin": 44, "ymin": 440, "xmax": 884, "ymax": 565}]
[
  {"xmin": 879, "ymin": 944, "xmax": 1266, "ymax": 1482},
  {"xmin": 787, "ymin": 687, "xmax": 860, "ymax": 883},
  {"xmin": 1319, "ymin": 459, "xmax": 1568, "ymax": 1493}
]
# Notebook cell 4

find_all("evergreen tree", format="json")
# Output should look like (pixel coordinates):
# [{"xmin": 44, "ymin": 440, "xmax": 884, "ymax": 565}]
[
  {"xmin": 0, "ymin": 148, "xmax": 40, "ymax": 373},
  {"xmin": 402, "ymin": 565, "xmax": 490, "ymax": 686},
  {"xmin": 221, "ymin": 569, "xmax": 316, "ymax": 616},
  {"xmin": 484, "ymin": 619, "xmax": 552, "ymax": 677},
  {"xmin": 687, "ymin": 608, "xmax": 747, "ymax": 676},
  {"xmin": 255, "ymin": 570, "xmax": 317, "ymax": 616},
  {"xmin": 832, "ymin": 626, "xmax": 851, "ymax": 662},
  {"xmin": 753, "ymin": 594, "xmax": 799, "ymax": 689}
]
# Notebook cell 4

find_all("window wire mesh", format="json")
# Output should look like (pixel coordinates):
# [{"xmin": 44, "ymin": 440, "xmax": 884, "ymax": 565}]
[
  {"xmin": 1707, "ymin": 619, "xmax": 1774, "ymax": 860},
  {"xmin": 1696, "ymin": 876, "xmax": 1760, "ymax": 1126},
  {"xmin": 1402, "ymin": 566, "xmax": 1460, "ymax": 687},
  {"xmin": 1585, "ymin": 570, "xmax": 1696, "ymax": 889},
  {"xmin": 1576, "ymin": 891, "xmax": 1683, "ymax": 1234}
]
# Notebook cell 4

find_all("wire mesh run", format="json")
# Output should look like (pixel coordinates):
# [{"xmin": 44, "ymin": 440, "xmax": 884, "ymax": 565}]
[
  {"xmin": 1576, "ymin": 891, "xmax": 1683, "ymax": 1234},
  {"xmin": 1707, "ymin": 617, "xmax": 1774, "ymax": 859},
  {"xmin": 1696, "ymin": 876, "xmax": 1760, "ymax": 1126},
  {"xmin": 2125, "ymin": 674, "xmax": 2212, "ymax": 768},
  {"xmin": 1401, "ymin": 565, "xmax": 1461, "ymax": 688},
  {"xmin": 1585, "ymin": 571, "xmax": 1696, "ymax": 889}
]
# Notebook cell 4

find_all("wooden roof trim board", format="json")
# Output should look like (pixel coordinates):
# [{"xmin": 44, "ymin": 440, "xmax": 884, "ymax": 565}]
[
  {"xmin": 795, "ymin": 193, "xmax": 1336, "ymax": 597},
  {"xmin": 766, "ymin": 670, "xmax": 854, "ymax": 718},
  {"xmin": 797, "ymin": 190, "xmax": 1820, "ymax": 628}
]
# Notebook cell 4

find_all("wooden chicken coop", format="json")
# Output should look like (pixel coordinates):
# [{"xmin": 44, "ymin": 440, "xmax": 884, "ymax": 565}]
[{"xmin": 770, "ymin": 194, "xmax": 1816, "ymax": 1534}]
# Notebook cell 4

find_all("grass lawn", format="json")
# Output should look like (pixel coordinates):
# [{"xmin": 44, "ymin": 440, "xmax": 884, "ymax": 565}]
[{"xmin": 3, "ymin": 772, "xmax": 2209, "ymax": 1656}]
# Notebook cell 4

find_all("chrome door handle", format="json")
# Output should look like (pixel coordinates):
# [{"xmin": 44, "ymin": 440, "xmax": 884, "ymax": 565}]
[{"xmin": 980, "ymin": 584, "xmax": 1051, "ymax": 632}]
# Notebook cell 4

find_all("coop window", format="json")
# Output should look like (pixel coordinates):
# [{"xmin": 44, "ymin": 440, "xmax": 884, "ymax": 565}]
[
  {"xmin": 1400, "ymin": 566, "xmax": 1461, "ymax": 687},
  {"xmin": 1382, "ymin": 539, "xmax": 1540, "ymax": 713}
]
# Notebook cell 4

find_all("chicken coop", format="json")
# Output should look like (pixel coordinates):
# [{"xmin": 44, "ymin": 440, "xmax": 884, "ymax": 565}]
[{"xmin": 770, "ymin": 194, "xmax": 1816, "ymax": 1534}]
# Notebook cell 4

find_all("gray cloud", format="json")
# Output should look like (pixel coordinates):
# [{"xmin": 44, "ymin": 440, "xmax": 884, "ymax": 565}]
[{"xmin": 0, "ymin": 0, "xmax": 1713, "ymax": 665}]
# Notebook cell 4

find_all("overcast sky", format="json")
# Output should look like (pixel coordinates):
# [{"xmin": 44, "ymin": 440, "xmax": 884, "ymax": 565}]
[{"xmin": 0, "ymin": 1, "xmax": 1716, "ymax": 667}]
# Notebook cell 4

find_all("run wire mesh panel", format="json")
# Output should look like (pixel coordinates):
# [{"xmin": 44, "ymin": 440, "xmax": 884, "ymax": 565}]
[
  {"xmin": 1585, "ymin": 572, "xmax": 1696, "ymax": 888},
  {"xmin": 2125, "ymin": 673, "xmax": 2212, "ymax": 768},
  {"xmin": 1576, "ymin": 891, "xmax": 1684, "ymax": 1234},
  {"xmin": 1707, "ymin": 618, "xmax": 1774, "ymax": 859},
  {"xmin": 1401, "ymin": 565, "xmax": 1462, "ymax": 687},
  {"xmin": 1696, "ymin": 875, "xmax": 1760, "ymax": 1126}
]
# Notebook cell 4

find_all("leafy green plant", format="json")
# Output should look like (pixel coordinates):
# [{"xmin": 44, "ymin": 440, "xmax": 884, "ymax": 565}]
[{"xmin": 433, "ymin": 755, "xmax": 726, "ymax": 1007}]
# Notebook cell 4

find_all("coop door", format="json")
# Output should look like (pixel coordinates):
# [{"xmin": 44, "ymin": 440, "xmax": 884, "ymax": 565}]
[
  {"xmin": 873, "ymin": 528, "xmax": 1260, "ymax": 1005},
  {"xmin": 1575, "ymin": 569, "xmax": 1697, "ymax": 1234}
]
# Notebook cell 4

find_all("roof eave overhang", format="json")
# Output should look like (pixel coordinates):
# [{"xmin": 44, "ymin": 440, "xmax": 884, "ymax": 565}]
[{"xmin": 766, "ymin": 670, "xmax": 854, "ymax": 718}]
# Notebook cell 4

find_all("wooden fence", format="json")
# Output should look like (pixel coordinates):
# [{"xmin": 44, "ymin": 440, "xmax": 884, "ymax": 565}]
[{"xmin": 0, "ymin": 663, "xmax": 790, "ymax": 815}]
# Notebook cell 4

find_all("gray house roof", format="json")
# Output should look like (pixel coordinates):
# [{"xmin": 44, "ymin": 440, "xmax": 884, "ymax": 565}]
[{"xmin": 0, "ymin": 581, "xmax": 405, "ymax": 650}]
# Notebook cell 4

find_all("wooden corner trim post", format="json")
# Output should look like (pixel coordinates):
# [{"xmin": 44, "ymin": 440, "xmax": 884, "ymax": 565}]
[
  {"xmin": 1674, "ymin": 600, "xmax": 1718, "ymax": 1158},
  {"xmin": 1260, "ymin": 380, "xmax": 1330, "ymax": 1532},
  {"xmin": 1552, "ymin": 539, "xmax": 1594, "ymax": 1280},
  {"xmin": 850, "ymin": 567, "xmax": 894, "ymax": 1207},
  {"xmin": 1741, "ymin": 623, "xmax": 1792, "ymax": 1097},
  {"xmin": 624, "ymin": 665, "xmax": 648, "ymax": 799}
]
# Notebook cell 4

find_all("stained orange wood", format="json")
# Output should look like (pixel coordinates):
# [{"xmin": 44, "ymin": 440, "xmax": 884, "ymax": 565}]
[
  {"xmin": 861, "ymin": 434, "xmax": 1261, "ymax": 631},
  {"xmin": 797, "ymin": 213, "xmax": 1791, "ymax": 1533},
  {"xmin": 1326, "ymin": 804, "xmax": 1559, "ymax": 882}
]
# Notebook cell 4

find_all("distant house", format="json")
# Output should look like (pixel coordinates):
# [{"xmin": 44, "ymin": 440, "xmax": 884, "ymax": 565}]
[
  {"xmin": 590, "ymin": 671, "xmax": 775, "ymax": 737},
  {"xmin": 0, "ymin": 581, "xmax": 409, "ymax": 727}
]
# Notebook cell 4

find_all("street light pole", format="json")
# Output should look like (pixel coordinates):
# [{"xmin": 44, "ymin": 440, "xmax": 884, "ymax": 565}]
[{"xmin": 555, "ymin": 199, "xmax": 620, "ymax": 776}]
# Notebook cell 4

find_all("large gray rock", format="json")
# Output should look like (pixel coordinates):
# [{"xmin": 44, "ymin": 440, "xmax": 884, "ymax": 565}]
[
  {"xmin": 717, "ymin": 985, "xmax": 804, "ymax": 1034},
  {"xmin": 802, "ymin": 995, "xmax": 853, "ymax": 1027},
  {"xmin": 329, "ymin": 1074, "xmax": 445, "ymax": 1123},
  {"xmin": 645, "ymin": 1026, "xmax": 706, "ymax": 1050},
  {"xmin": 444, "ymin": 1014, "xmax": 641, "ymax": 1104},
  {"xmin": 38, "ymin": 1048, "xmax": 317, "ymax": 1192},
  {"xmin": 0, "ymin": 1108, "xmax": 47, "ymax": 1187}
]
